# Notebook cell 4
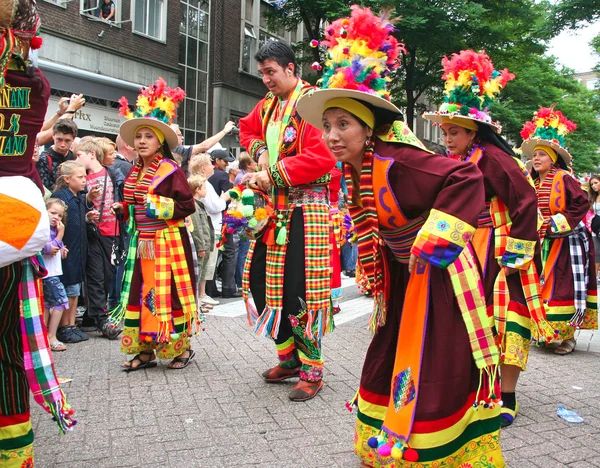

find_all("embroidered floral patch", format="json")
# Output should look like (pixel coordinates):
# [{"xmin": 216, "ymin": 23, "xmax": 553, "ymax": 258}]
[
  {"xmin": 437, "ymin": 220, "xmax": 450, "ymax": 231},
  {"xmin": 393, "ymin": 367, "xmax": 416, "ymax": 412},
  {"xmin": 283, "ymin": 126, "xmax": 297, "ymax": 143}
]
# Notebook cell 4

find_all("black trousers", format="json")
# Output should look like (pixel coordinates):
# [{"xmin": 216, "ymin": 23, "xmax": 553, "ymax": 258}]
[
  {"xmin": 206, "ymin": 231, "xmax": 238, "ymax": 296},
  {"xmin": 85, "ymin": 235, "xmax": 114, "ymax": 324},
  {"xmin": 250, "ymin": 207, "xmax": 306, "ymax": 346},
  {"xmin": 0, "ymin": 262, "xmax": 29, "ymax": 415}
]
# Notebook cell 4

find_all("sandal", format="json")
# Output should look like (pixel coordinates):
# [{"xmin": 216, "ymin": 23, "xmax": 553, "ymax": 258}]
[
  {"xmin": 554, "ymin": 338, "xmax": 576, "ymax": 355},
  {"xmin": 50, "ymin": 341, "xmax": 67, "ymax": 352},
  {"xmin": 501, "ymin": 400, "xmax": 520, "ymax": 428},
  {"xmin": 167, "ymin": 349, "xmax": 195, "ymax": 369},
  {"xmin": 122, "ymin": 352, "xmax": 157, "ymax": 372},
  {"xmin": 288, "ymin": 379, "xmax": 324, "ymax": 402}
]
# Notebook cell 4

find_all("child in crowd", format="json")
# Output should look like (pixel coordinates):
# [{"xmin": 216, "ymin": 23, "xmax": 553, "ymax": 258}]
[
  {"xmin": 42, "ymin": 198, "xmax": 70, "ymax": 351},
  {"xmin": 188, "ymin": 175, "xmax": 215, "ymax": 310},
  {"xmin": 75, "ymin": 139, "xmax": 122, "ymax": 340},
  {"xmin": 52, "ymin": 161, "xmax": 90, "ymax": 343}
]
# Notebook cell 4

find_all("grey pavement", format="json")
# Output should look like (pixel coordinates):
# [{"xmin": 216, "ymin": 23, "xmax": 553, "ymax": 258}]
[{"xmin": 32, "ymin": 279, "xmax": 600, "ymax": 467}]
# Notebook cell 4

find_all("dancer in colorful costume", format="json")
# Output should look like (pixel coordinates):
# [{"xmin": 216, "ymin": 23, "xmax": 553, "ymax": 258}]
[
  {"xmin": 423, "ymin": 50, "xmax": 557, "ymax": 428},
  {"xmin": 0, "ymin": 1, "xmax": 76, "ymax": 465},
  {"xmin": 521, "ymin": 108, "xmax": 598, "ymax": 355},
  {"xmin": 297, "ymin": 7, "xmax": 503, "ymax": 467},
  {"xmin": 330, "ymin": 165, "xmax": 343, "ymax": 314},
  {"xmin": 239, "ymin": 41, "xmax": 336, "ymax": 401},
  {"xmin": 111, "ymin": 79, "xmax": 200, "ymax": 370}
]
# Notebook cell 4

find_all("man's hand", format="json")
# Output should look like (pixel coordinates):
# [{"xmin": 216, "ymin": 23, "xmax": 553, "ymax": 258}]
[
  {"xmin": 66, "ymin": 94, "xmax": 85, "ymax": 113},
  {"xmin": 249, "ymin": 170, "xmax": 272, "ymax": 192},
  {"xmin": 408, "ymin": 253, "xmax": 427, "ymax": 274},
  {"xmin": 110, "ymin": 202, "xmax": 123, "ymax": 215},
  {"xmin": 57, "ymin": 97, "xmax": 70, "ymax": 115},
  {"xmin": 222, "ymin": 121, "xmax": 236, "ymax": 134},
  {"xmin": 258, "ymin": 150, "xmax": 270, "ymax": 171}
]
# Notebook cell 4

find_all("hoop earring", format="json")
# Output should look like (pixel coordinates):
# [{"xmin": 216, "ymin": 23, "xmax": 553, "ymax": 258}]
[{"xmin": 365, "ymin": 137, "xmax": 372, "ymax": 147}]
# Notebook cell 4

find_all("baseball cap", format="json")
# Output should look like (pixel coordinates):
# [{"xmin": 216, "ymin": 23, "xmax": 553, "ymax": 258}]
[{"xmin": 211, "ymin": 149, "xmax": 235, "ymax": 162}]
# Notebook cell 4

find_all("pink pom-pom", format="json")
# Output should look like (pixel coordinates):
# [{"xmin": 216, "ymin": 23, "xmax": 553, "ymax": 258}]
[
  {"xmin": 378, "ymin": 444, "xmax": 392, "ymax": 457},
  {"xmin": 310, "ymin": 39, "xmax": 319, "ymax": 48}
]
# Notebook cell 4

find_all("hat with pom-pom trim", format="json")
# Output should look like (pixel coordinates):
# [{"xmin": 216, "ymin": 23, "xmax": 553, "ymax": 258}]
[
  {"xmin": 296, "ymin": 5, "xmax": 404, "ymax": 130},
  {"xmin": 519, "ymin": 106, "xmax": 576, "ymax": 170},
  {"xmin": 423, "ymin": 50, "xmax": 514, "ymax": 134}
]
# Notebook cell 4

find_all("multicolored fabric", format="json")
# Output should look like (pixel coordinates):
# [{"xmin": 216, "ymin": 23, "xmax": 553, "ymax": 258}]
[
  {"xmin": 354, "ymin": 389, "xmax": 504, "ymax": 468},
  {"xmin": 0, "ymin": 413, "xmax": 34, "ymax": 468},
  {"xmin": 19, "ymin": 255, "xmax": 74, "ymax": 433},
  {"xmin": 447, "ymin": 245, "xmax": 500, "ymax": 370},
  {"xmin": 568, "ymin": 223, "xmax": 589, "ymax": 326}
]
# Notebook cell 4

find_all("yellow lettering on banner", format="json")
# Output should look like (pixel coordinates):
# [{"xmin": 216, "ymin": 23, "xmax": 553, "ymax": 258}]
[{"xmin": 0, "ymin": 86, "xmax": 31, "ymax": 109}]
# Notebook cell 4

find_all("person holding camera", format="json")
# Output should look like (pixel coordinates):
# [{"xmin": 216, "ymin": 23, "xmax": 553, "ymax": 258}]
[{"xmin": 588, "ymin": 175, "xmax": 600, "ymax": 275}]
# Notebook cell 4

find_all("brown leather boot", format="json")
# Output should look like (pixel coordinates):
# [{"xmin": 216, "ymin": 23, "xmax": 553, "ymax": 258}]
[
  {"xmin": 288, "ymin": 379, "xmax": 324, "ymax": 401},
  {"xmin": 261, "ymin": 364, "xmax": 301, "ymax": 382}
]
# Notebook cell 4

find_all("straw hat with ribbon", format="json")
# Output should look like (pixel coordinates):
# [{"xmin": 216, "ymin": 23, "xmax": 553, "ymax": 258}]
[
  {"xmin": 118, "ymin": 77, "xmax": 186, "ymax": 150},
  {"xmin": 296, "ymin": 6, "xmax": 404, "ymax": 130},
  {"xmin": 519, "ymin": 106, "xmax": 576, "ymax": 170},
  {"xmin": 422, "ymin": 50, "xmax": 514, "ymax": 133}
]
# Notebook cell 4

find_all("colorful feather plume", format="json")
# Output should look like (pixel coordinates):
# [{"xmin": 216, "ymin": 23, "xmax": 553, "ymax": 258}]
[
  {"xmin": 317, "ymin": 5, "xmax": 404, "ymax": 100},
  {"xmin": 520, "ymin": 107, "xmax": 576, "ymax": 148},
  {"xmin": 118, "ymin": 77, "xmax": 186, "ymax": 124}
]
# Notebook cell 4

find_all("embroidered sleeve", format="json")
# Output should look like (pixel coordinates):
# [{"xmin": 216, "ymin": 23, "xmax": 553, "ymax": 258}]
[
  {"xmin": 501, "ymin": 236, "xmax": 536, "ymax": 269},
  {"xmin": 146, "ymin": 193, "xmax": 174, "ymax": 220},
  {"xmin": 267, "ymin": 160, "xmax": 292, "ymax": 187},
  {"xmin": 249, "ymin": 140, "xmax": 267, "ymax": 162},
  {"xmin": 550, "ymin": 213, "xmax": 571, "ymax": 234},
  {"xmin": 411, "ymin": 209, "xmax": 476, "ymax": 269}
]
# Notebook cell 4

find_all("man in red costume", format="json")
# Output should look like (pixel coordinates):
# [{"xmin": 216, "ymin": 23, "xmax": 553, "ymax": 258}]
[{"xmin": 239, "ymin": 41, "xmax": 336, "ymax": 401}]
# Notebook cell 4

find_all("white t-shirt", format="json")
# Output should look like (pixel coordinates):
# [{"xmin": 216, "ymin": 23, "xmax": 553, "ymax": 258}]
[{"xmin": 201, "ymin": 180, "xmax": 226, "ymax": 233}]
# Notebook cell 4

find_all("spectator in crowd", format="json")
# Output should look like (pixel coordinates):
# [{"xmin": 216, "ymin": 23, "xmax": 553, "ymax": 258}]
[
  {"xmin": 37, "ymin": 94, "xmax": 86, "ymax": 145},
  {"xmin": 74, "ymin": 139, "xmax": 122, "ymax": 340},
  {"xmin": 171, "ymin": 121, "xmax": 236, "ymax": 174},
  {"xmin": 187, "ymin": 175, "xmax": 216, "ymax": 310},
  {"xmin": 42, "ymin": 198, "xmax": 70, "ymax": 352},
  {"xmin": 52, "ymin": 161, "xmax": 90, "ymax": 343},
  {"xmin": 37, "ymin": 119, "xmax": 78, "ymax": 191},
  {"xmin": 227, "ymin": 159, "xmax": 240, "ymax": 185},
  {"xmin": 188, "ymin": 153, "xmax": 230, "ymax": 306},
  {"xmin": 99, "ymin": 0, "xmax": 115, "ymax": 21},
  {"xmin": 207, "ymin": 149, "xmax": 240, "ymax": 298},
  {"xmin": 234, "ymin": 151, "xmax": 257, "ymax": 185}
]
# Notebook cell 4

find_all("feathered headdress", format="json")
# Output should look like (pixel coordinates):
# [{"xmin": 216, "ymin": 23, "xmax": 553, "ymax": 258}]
[
  {"xmin": 519, "ymin": 106, "xmax": 576, "ymax": 168},
  {"xmin": 118, "ymin": 78, "xmax": 186, "ymax": 149},
  {"xmin": 296, "ymin": 5, "xmax": 405, "ymax": 130},
  {"xmin": 318, "ymin": 5, "xmax": 404, "ymax": 100},
  {"xmin": 423, "ymin": 50, "xmax": 514, "ymax": 133},
  {"xmin": 118, "ymin": 77, "xmax": 185, "ymax": 124}
]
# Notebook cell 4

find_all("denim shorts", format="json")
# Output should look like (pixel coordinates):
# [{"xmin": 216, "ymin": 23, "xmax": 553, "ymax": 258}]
[
  {"xmin": 42, "ymin": 276, "xmax": 69, "ymax": 310},
  {"xmin": 64, "ymin": 282, "xmax": 82, "ymax": 298}
]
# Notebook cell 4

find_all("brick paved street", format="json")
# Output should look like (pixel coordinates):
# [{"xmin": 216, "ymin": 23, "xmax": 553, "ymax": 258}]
[{"xmin": 32, "ymin": 280, "xmax": 600, "ymax": 467}]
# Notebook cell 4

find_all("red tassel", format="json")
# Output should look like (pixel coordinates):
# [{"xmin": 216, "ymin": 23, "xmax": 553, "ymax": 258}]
[
  {"xmin": 30, "ymin": 36, "xmax": 43, "ymax": 50},
  {"xmin": 403, "ymin": 447, "xmax": 419, "ymax": 462},
  {"xmin": 262, "ymin": 225, "xmax": 275, "ymax": 246}
]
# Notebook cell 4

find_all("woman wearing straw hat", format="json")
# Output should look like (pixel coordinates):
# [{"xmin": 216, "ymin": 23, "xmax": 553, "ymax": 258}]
[
  {"xmin": 422, "ymin": 50, "xmax": 557, "ymax": 428},
  {"xmin": 110, "ymin": 79, "xmax": 201, "ymax": 371},
  {"xmin": 297, "ymin": 7, "xmax": 503, "ymax": 467},
  {"xmin": 0, "ymin": 0, "xmax": 76, "ymax": 464},
  {"xmin": 520, "ymin": 108, "xmax": 598, "ymax": 355}
]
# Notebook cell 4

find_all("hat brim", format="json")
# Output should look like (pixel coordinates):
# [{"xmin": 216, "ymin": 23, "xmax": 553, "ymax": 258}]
[
  {"xmin": 119, "ymin": 118, "xmax": 178, "ymax": 150},
  {"xmin": 296, "ymin": 89, "xmax": 401, "ymax": 130},
  {"xmin": 520, "ymin": 138, "xmax": 571, "ymax": 168},
  {"xmin": 422, "ymin": 112, "xmax": 502, "ymax": 134}
]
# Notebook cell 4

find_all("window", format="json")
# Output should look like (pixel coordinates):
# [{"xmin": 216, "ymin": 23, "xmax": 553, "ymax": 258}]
[
  {"xmin": 178, "ymin": 0, "xmax": 210, "ymax": 145},
  {"xmin": 241, "ymin": 0, "xmax": 303, "ymax": 76},
  {"xmin": 80, "ymin": 0, "xmax": 121, "ymax": 23},
  {"xmin": 586, "ymin": 78, "xmax": 599, "ymax": 91},
  {"xmin": 133, "ymin": 0, "xmax": 167, "ymax": 41}
]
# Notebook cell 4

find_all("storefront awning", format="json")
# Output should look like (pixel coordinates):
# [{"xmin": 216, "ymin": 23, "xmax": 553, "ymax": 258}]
[{"xmin": 38, "ymin": 59, "xmax": 143, "ymax": 102}]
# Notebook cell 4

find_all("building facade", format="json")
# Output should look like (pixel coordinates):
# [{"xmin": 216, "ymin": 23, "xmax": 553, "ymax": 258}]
[{"xmin": 37, "ymin": 0, "xmax": 181, "ymax": 139}]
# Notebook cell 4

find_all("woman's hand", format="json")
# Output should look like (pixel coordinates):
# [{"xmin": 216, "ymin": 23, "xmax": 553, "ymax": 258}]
[
  {"xmin": 110, "ymin": 202, "xmax": 123, "ymax": 215},
  {"xmin": 408, "ymin": 253, "xmax": 427, "ymax": 274}
]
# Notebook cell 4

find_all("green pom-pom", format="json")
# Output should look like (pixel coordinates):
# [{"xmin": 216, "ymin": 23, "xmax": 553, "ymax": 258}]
[
  {"xmin": 447, "ymin": 103, "xmax": 459, "ymax": 113},
  {"xmin": 229, "ymin": 189, "xmax": 240, "ymax": 200},
  {"xmin": 248, "ymin": 218, "xmax": 258, "ymax": 228},
  {"xmin": 241, "ymin": 205, "xmax": 254, "ymax": 217},
  {"xmin": 276, "ymin": 225, "xmax": 287, "ymax": 245},
  {"xmin": 459, "ymin": 105, "xmax": 470, "ymax": 116},
  {"xmin": 241, "ymin": 188, "xmax": 254, "ymax": 205}
]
